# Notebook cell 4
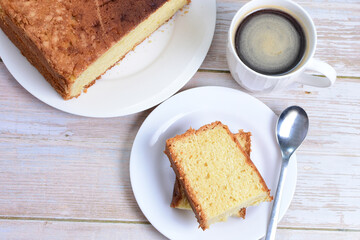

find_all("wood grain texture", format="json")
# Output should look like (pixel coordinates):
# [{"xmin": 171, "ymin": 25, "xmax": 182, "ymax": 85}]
[
  {"xmin": 1, "ymin": 1, "xmax": 360, "ymax": 238},
  {"xmin": 0, "ymin": 62, "xmax": 150, "ymax": 221},
  {"xmin": 201, "ymin": 0, "xmax": 360, "ymax": 77},
  {"xmin": 0, "ymin": 220, "xmax": 165, "ymax": 240},
  {"xmin": 1, "ymin": 63, "xmax": 360, "ymax": 233},
  {"xmin": 1, "ymin": 220, "xmax": 360, "ymax": 240}
]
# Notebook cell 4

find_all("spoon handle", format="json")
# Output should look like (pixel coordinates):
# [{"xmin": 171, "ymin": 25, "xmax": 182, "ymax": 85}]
[{"xmin": 265, "ymin": 158, "xmax": 289, "ymax": 240}]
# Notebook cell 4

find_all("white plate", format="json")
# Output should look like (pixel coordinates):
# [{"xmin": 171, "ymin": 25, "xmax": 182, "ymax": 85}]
[
  {"xmin": 0, "ymin": 0, "xmax": 216, "ymax": 117},
  {"xmin": 130, "ymin": 86, "xmax": 297, "ymax": 240}
]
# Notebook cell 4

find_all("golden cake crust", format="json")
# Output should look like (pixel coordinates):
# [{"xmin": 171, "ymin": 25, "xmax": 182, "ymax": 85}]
[{"xmin": 237, "ymin": 130, "xmax": 252, "ymax": 155}]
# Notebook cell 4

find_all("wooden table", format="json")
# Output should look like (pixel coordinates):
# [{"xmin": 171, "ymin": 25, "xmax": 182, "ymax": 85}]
[{"xmin": 1, "ymin": 1, "xmax": 360, "ymax": 239}]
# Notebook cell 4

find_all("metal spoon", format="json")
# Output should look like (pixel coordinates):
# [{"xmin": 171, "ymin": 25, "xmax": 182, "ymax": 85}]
[{"xmin": 265, "ymin": 106, "xmax": 309, "ymax": 240}]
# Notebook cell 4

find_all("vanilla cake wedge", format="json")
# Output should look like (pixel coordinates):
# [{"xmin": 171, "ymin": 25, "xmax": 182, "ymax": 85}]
[
  {"xmin": 171, "ymin": 177, "xmax": 246, "ymax": 219},
  {"xmin": 165, "ymin": 122, "xmax": 272, "ymax": 230},
  {"xmin": 0, "ymin": 0, "xmax": 189, "ymax": 100},
  {"xmin": 170, "ymin": 130, "xmax": 253, "ymax": 219}
]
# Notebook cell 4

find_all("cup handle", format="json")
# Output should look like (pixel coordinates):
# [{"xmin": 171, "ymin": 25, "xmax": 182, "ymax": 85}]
[{"xmin": 296, "ymin": 58, "xmax": 337, "ymax": 87}]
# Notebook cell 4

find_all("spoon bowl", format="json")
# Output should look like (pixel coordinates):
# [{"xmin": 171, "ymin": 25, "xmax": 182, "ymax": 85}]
[{"xmin": 277, "ymin": 106, "xmax": 309, "ymax": 159}]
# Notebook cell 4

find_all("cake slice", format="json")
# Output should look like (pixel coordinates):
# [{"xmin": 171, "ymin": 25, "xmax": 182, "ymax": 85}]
[
  {"xmin": 172, "ymin": 176, "xmax": 247, "ymax": 218},
  {"xmin": 165, "ymin": 122, "xmax": 272, "ymax": 230},
  {"xmin": 170, "ymin": 130, "xmax": 252, "ymax": 219},
  {"xmin": 0, "ymin": 0, "xmax": 189, "ymax": 100}
]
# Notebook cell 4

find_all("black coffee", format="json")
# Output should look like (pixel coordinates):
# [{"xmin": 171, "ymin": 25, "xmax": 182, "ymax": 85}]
[{"xmin": 235, "ymin": 9, "xmax": 306, "ymax": 75}]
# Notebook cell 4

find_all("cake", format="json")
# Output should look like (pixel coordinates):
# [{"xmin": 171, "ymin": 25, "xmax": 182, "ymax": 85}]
[
  {"xmin": 170, "ymin": 130, "xmax": 252, "ymax": 219},
  {"xmin": 171, "ymin": 176, "xmax": 246, "ymax": 218},
  {"xmin": 165, "ymin": 122, "xmax": 272, "ymax": 230},
  {"xmin": 0, "ymin": 0, "xmax": 189, "ymax": 100}
]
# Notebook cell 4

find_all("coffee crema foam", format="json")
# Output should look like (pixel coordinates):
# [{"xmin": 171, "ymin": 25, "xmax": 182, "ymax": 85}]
[{"xmin": 235, "ymin": 9, "xmax": 306, "ymax": 75}]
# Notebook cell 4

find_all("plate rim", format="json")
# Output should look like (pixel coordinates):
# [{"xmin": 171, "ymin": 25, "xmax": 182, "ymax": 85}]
[
  {"xmin": 130, "ymin": 86, "xmax": 297, "ymax": 240},
  {"xmin": 0, "ymin": 0, "xmax": 217, "ymax": 118}
]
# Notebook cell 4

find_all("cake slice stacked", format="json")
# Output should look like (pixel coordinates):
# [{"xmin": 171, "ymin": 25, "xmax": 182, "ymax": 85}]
[
  {"xmin": 165, "ymin": 121, "xmax": 272, "ymax": 230},
  {"xmin": 170, "ymin": 130, "xmax": 252, "ymax": 219}
]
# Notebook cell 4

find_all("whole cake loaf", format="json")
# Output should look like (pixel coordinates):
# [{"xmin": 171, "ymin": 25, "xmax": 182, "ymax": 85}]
[{"xmin": 0, "ymin": 0, "xmax": 189, "ymax": 100}]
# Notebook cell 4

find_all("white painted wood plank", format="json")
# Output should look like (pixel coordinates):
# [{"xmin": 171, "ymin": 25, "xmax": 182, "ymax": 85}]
[
  {"xmin": 0, "ymin": 220, "xmax": 166, "ymax": 240},
  {"xmin": 282, "ymin": 154, "xmax": 360, "ymax": 230},
  {"xmin": 1, "ymin": 63, "xmax": 360, "ymax": 231},
  {"xmin": 277, "ymin": 228, "xmax": 360, "ymax": 240},
  {"xmin": 201, "ymin": 0, "xmax": 360, "ymax": 77},
  {"xmin": 1, "ymin": 220, "xmax": 360, "ymax": 240},
  {"xmin": 1, "ymin": 64, "xmax": 359, "ymax": 157}
]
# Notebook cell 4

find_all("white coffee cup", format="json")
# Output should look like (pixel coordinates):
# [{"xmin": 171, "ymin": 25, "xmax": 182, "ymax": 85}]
[{"xmin": 226, "ymin": 0, "xmax": 336, "ymax": 92}]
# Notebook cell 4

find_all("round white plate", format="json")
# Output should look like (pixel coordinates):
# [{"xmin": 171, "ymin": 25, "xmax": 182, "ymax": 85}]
[
  {"xmin": 0, "ymin": 0, "xmax": 216, "ymax": 117},
  {"xmin": 130, "ymin": 86, "xmax": 297, "ymax": 240}
]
